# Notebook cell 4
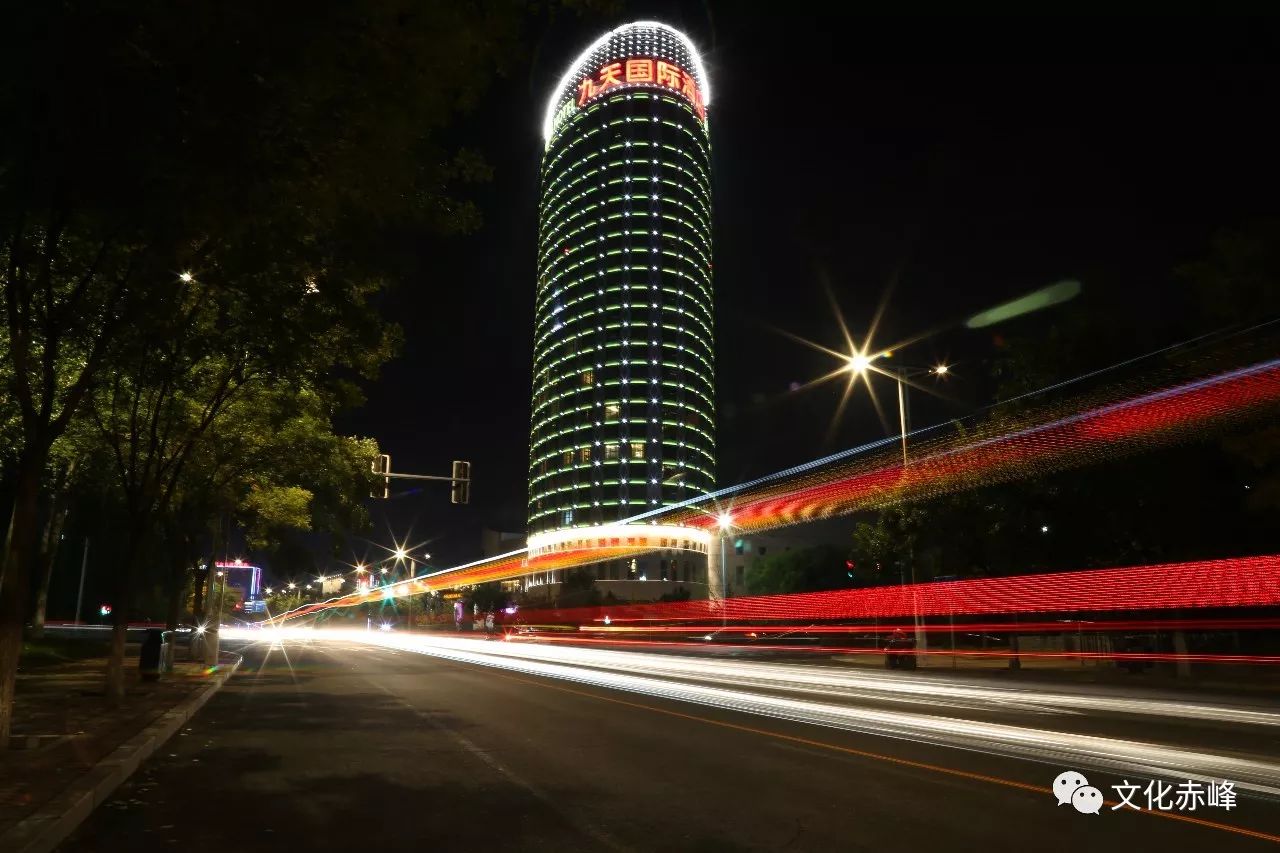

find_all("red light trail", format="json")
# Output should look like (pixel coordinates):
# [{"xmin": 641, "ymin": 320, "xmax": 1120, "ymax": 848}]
[
  {"xmin": 278, "ymin": 357, "xmax": 1280, "ymax": 623},
  {"xmin": 493, "ymin": 554, "xmax": 1280, "ymax": 625}
]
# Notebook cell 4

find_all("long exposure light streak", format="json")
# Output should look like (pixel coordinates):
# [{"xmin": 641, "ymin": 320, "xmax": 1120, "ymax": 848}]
[
  {"xmin": 500, "ymin": 634, "xmax": 1280, "ymax": 666},
  {"xmin": 497, "ymin": 554, "xmax": 1280, "ymax": 624},
  {"xmin": 222, "ymin": 627, "xmax": 1280, "ymax": 799},
  {"xmin": 276, "ymin": 357, "xmax": 1280, "ymax": 622}
]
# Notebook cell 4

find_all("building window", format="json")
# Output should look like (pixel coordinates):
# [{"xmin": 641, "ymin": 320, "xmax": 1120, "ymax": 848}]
[
  {"xmin": 630, "ymin": 441, "xmax": 645, "ymax": 459},
  {"xmin": 604, "ymin": 442, "xmax": 619, "ymax": 460},
  {"xmin": 758, "ymin": 546, "xmax": 767, "ymax": 556},
  {"xmin": 605, "ymin": 402, "xmax": 621, "ymax": 419},
  {"xmin": 734, "ymin": 540, "xmax": 744, "ymax": 556},
  {"xmin": 578, "ymin": 447, "xmax": 591, "ymax": 463},
  {"xmin": 562, "ymin": 451, "xmax": 572, "ymax": 465},
  {"xmin": 736, "ymin": 565, "xmax": 745, "ymax": 586},
  {"xmin": 581, "ymin": 369, "xmax": 595, "ymax": 386}
]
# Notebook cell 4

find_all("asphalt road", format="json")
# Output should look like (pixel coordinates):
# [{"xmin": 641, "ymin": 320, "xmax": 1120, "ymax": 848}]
[{"xmin": 58, "ymin": 636, "xmax": 1280, "ymax": 852}]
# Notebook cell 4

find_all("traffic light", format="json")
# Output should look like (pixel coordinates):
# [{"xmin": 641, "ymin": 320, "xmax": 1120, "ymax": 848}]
[
  {"xmin": 371, "ymin": 453, "xmax": 390, "ymax": 499},
  {"xmin": 450, "ymin": 460, "xmax": 471, "ymax": 505}
]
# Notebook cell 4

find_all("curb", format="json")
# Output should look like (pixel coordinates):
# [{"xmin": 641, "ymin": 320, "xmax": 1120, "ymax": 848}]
[{"xmin": 2, "ymin": 653, "xmax": 243, "ymax": 853}]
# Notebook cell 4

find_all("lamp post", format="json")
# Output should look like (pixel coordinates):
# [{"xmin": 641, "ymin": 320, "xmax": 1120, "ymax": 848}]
[
  {"xmin": 845, "ymin": 353, "xmax": 950, "ymax": 659},
  {"xmin": 715, "ymin": 512, "xmax": 733, "ymax": 629},
  {"xmin": 846, "ymin": 355, "xmax": 948, "ymax": 466},
  {"xmin": 204, "ymin": 570, "xmax": 225, "ymax": 667}
]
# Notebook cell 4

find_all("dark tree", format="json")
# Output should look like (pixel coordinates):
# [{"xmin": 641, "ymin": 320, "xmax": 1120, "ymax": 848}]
[{"xmin": 0, "ymin": 0, "xmax": 535, "ymax": 739}]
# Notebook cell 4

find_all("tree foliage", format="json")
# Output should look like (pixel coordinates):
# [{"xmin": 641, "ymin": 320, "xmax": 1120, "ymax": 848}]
[
  {"xmin": 746, "ymin": 545, "xmax": 851, "ymax": 596},
  {"xmin": 0, "ymin": 0, "xmax": 541, "ymax": 735}
]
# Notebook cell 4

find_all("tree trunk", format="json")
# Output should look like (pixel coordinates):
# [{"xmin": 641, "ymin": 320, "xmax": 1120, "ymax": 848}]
[
  {"xmin": 30, "ymin": 466, "xmax": 74, "ymax": 640},
  {"xmin": 166, "ymin": 555, "xmax": 186, "ymax": 633},
  {"xmin": 105, "ymin": 596, "xmax": 129, "ymax": 704},
  {"xmin": 193, "ymin": 521, "xmax": 222, "ymax": 624},
  {"xmin": 104, "ymin": 517, "xmax": 145, "ymax": 705},
  {"xmin": 192, "ymin": 565, "xmax": 207, "ymax": 624},
  {"xmin": 0, "ymin": 450, "xmax": 49, "ymax": 746}
]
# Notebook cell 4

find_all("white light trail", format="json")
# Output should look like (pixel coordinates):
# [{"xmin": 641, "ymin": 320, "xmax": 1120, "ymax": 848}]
[{"xmin": 224, "ymin": 627, "xmax": 1280, "ymax": 797}]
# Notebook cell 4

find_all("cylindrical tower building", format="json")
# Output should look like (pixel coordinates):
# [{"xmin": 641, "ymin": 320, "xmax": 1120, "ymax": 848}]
[{"xmin": 528, "ymin": 22, "xmax": 714, "ymax": 572}]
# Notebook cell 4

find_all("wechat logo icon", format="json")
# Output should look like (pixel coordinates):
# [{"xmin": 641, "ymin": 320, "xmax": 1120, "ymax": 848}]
[{"xmin": 1053, "ymin": 771, "xmax": 1103, "ymax": 815}]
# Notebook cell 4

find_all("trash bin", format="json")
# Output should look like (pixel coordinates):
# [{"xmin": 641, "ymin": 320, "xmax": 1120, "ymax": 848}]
[
  {"xmin": 140, "ymin": 629, "xmax": 163, "ymax": 681},
  {"xmin": 160, "ymin": 631, "xmax": 174, "ymax": 673}
]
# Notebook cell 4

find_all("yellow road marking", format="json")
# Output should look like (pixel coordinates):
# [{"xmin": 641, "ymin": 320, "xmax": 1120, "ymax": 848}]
[{"xmin": 455, "ymin": 661, "xmax": 1280, "ymax": 845}]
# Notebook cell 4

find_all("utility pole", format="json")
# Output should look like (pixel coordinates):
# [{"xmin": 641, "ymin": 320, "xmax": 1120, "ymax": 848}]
[
  {"xmin": 74, "ymin": 538, "xmax": 89, "ymax": 625},
  {"xmin": 204, "ymin": 570, "xmax": 225, "ymax": 667}
]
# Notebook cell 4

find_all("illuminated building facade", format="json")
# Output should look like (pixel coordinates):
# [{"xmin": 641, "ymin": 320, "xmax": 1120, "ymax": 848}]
[{"xmin": 527, "ymin": 22, "xmax": 715, "ymax": 582}]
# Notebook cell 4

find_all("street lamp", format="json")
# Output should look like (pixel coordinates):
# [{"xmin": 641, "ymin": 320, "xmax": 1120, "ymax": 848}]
[
  {"xmin": 847, "ymin": 351, "xmax": 874, "ymax": 374},
  {"xmin": 844, "ymin": 352, "xmax": 950, "ymax": 466},
  {"xmin": 844, "ymin": 354, "xmax": 950, "ymax": 660},
  {"xmin": 205, "ymin": 570, "xmax": 226, "ymax": 667},
  {"xmin": 715, "ymin": 512, "xmax": 733, "ymax": 627}
]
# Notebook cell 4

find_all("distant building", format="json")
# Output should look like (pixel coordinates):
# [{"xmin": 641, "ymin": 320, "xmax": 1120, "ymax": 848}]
[
  {"xmin": 481, "ymin": 528, "xmax": 527, "ymax": 559},
  {"xmin": 216, "ymin": 558, "xmax": 264, "ymax": 613}
]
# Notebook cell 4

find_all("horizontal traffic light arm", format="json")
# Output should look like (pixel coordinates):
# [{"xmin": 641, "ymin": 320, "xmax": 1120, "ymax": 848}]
[{"xmin": 383, "ymin": 472, "xmax": 470, "ymax": 482}]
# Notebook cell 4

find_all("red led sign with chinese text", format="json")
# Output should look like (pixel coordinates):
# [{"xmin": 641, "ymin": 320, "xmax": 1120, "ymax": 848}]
[{"xmin": 576, "ymin": 57, "xmax": 705, "ymax": 119}]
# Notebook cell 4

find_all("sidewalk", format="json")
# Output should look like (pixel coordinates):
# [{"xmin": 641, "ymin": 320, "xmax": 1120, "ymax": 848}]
[{"xmin": 0, "ymin": 649, "xmax": 234, "ymax": 848}]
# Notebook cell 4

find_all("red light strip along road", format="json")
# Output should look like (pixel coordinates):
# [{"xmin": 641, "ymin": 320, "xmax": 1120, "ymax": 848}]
[{"xmin": 278, "ymin": 358, "xmax": 1280, "ymax": 622}]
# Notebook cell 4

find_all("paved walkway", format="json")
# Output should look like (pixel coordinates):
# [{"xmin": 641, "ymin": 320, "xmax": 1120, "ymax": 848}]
[{"xmin": 0, "ymin": 654, "xmax": 217, "ymax": 837}]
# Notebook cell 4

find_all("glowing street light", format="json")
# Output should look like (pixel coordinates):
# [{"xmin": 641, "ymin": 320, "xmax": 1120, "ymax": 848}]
[
  {"xmin": 355, "ymin": 564, "xmax": 367, "ymax": 573},
  {"xmin": 380, "ymin": 567, "xmax": 388, "ymax": 575},
  {"xmin": 846, "ymin": 351, "xmax": 875, "ymax": 375},
  {"xmin": 178, "ymin": 271, "xmax": 194, "ymax": 283},
  {"xmin": 713, "ymin": 511, "xmax": 734, "ymax": 625},
  {"xmin": 287, "ymin": 581, "xmax": 296, "ymax": 590},
  {"xmin": 394, "ymin": 548, "xmax": 407, "ymax": 561},
  {"xmin": 933, "ymin": 363, "xmax": 950, "ymax": 376}
]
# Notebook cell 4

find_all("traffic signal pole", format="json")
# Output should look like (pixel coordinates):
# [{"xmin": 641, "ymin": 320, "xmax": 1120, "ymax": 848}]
[{"xmin": 371, "ymin": 454, "xmax": 471, "ymax": 504}]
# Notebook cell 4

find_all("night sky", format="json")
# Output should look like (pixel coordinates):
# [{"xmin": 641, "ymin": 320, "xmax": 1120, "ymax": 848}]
[{"xmin": 336, "ymin": 7, "xmax": 1280, "ymax": 569}]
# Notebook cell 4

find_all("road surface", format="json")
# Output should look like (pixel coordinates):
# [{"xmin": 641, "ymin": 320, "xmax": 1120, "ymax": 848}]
[{"xmin": 59, "ymin": 634, "xmax": 1280, "ymax": 852}]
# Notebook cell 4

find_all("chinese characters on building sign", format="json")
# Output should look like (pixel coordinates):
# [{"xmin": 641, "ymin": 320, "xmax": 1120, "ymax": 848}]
[{"xmin": 576, "ymin": 57, "xmax": 705, "ymax": 119}]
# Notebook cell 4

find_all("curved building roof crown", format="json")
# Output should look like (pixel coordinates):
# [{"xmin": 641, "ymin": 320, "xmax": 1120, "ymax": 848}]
[{"xmin": 541, "ymin": 20, "xmax": 710, "ymax": 144}]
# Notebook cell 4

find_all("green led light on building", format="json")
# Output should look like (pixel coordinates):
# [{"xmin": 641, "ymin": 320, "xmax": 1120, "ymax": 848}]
[{"xmin": 527, "ymin": 22, "xmax": 715, "ymax": 561}]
